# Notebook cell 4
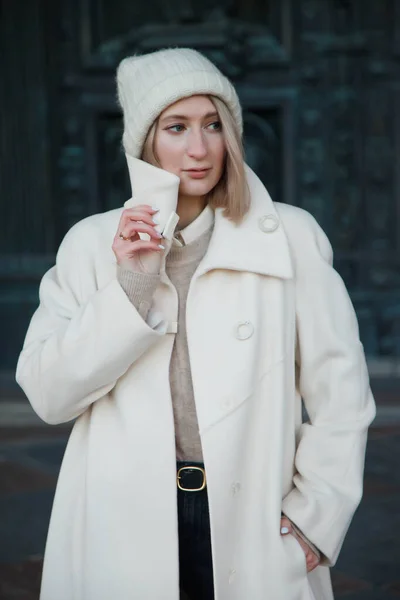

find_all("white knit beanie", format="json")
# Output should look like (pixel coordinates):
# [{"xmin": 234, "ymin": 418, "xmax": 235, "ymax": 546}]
[{"xmin": 116, "ymin": 48, "xmax": 243, "ymax": 158}]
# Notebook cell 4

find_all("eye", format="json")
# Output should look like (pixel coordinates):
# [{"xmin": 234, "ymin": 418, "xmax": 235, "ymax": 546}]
[
  {"xmin": 166, "ymin": 124, "xmax": 185, "ymax": 133},
  {"xmin": 207, "ymin": 121, "xmax": 222, "ymax": 131}
]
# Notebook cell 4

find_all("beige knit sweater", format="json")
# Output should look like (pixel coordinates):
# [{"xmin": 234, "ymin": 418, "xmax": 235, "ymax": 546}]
[{"xmin": 117, "ymin": 206, "xmax": 214, "ymax": 462}]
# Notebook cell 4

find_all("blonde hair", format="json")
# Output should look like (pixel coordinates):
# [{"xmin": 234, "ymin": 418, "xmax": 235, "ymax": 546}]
[{"xmin": 141, "ymin": 96, "xmax": 250, "ymax": 224}]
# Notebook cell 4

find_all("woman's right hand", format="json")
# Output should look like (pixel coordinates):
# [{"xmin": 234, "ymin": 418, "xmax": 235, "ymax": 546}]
[{"xmin": 112, "ymin": 205, "xmax": 165, "ymax": 274}]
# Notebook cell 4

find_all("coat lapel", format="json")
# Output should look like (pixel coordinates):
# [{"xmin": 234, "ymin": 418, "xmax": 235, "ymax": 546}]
[{"xmin": 198, "ymin": 165, "xmax": 294, "ymax": 279}]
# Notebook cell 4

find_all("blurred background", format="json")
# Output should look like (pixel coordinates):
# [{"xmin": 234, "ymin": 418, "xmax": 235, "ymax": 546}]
[{"xmin": 1, "ymin": 0, "xmax": 400, "ymax": 598}]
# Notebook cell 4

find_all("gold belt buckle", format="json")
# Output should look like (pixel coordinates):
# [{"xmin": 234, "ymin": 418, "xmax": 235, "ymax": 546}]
[{"xmin": 177, "ymin": 466, "xmax": 207, "ymax": 492}]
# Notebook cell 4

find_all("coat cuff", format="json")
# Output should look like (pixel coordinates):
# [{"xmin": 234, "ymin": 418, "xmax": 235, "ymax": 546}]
[
  {"xmin": 286, "ymin": 517, "xmax": 322, "ymax": 562},
  {"xmin": 117, "ymin": 267, "xmax": 160, "ymax": 319},
  {"xmin": 281, "ymin": 493, "xmax": 334, "ymax": 566}
]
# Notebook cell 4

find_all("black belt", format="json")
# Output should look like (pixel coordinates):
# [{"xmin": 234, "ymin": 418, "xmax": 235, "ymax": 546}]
[{"xmin": 177, "ymin": 461, "xmax": 207, "ymax": 492}]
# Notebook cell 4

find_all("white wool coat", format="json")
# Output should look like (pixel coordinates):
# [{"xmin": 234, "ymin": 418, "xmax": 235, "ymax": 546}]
[{"xmin": 16, "ymin": 162, "xmax": 375, "ymax": 600}]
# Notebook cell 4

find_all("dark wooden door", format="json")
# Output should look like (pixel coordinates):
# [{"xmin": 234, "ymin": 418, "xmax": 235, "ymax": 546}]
[{"xmin": 1, "ymin": 0, "xmax": 400, "ymax": 394}]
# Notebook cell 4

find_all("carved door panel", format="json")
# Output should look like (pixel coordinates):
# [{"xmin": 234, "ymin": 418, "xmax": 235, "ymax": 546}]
[{"xmin": 295, "ymin": 0, "xmax": 400, "ymax": 370}]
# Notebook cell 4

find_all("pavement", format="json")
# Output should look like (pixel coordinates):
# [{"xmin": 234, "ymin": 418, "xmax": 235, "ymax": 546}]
[{"xmin": 0, "ymin": 393, "xmax": 400, "ymax": 600}]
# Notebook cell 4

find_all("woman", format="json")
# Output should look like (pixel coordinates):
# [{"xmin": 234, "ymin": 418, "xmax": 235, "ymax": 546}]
[{"xmin": 16, "ymin": 48, "xmax": 375, "ymax": 600}]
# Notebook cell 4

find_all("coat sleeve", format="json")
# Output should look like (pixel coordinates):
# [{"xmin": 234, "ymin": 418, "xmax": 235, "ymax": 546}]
[
  {"xmin": 16, "ymin": 219, "xmax": 165, "ymax": 425},
  {"xmin": 281, "ymin": 211, "xmax": 376, "ymax": 566}
]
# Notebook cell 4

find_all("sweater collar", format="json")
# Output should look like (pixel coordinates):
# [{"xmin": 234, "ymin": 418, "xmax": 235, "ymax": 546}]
[
  {"xmin": 173, "ymin": 205, "xmax": 214, "ymax": 248},
  {"xmin": 123, "ymin": 157, "xmax": 293, "ymax": 280}
]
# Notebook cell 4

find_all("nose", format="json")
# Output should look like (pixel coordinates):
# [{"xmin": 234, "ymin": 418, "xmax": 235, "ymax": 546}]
[{"xmin": 186, "ymin": 129, "xmax": 207, "ymax": 160}]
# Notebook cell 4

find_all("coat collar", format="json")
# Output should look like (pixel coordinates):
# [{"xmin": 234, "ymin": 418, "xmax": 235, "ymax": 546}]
[
  {"xmin": 124, "ymin": 156, "xmax": 293, "ymax": 280},
  {"xmin": 201, "ymin": 166, "xmax": 293, "ymax": 279}
]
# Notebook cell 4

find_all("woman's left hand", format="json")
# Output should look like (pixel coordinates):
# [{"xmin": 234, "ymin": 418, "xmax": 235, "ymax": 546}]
[{"xmin": 280, "ymin": 516, "xmax": 320, "ymax": 572}]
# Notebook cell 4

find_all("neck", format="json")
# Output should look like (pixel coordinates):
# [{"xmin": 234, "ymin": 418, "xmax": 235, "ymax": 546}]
[{"xmin": 176, "ymin": 194, "xmax": 207, "ymax": 230}]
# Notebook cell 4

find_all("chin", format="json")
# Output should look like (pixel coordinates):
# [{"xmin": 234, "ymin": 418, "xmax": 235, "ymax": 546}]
[{"xmin": 180, "ymin": 179, "xmax": 218, "ymax": 198}]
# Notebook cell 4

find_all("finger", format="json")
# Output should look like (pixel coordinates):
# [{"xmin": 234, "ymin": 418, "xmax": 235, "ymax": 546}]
[
  {"xmin": 122, "ymin": 239, "xmax": 165, "ymax": 254},
  {"xmin": 117, "ymin": 209, "xmax": 158, "ymax": 233},
  {"xmin": 300, "ymin": 540, "xmax": 320, "ymax": 572},
  {"xmin": 121, "ymin": 222, "xmax": 162, "ymax": 241},
  {"xmin": 280, "ymin": 526, "xmax": 290, "ymax": 535},
  {"xmin": 306, "ymin": 551, "xmax": 320, "ymax": 573},
  {"xmin": 307, "ymin": 558, "xmax": 319, "ymax": 573},
  {"xmin": 280, "ymin": 517, "xmax": 293, "ymax": 535},
  {"xmin": 121, "ymin": 210, "xmax": 159, "ymax": 228},
  {"xmin": 122, "ymin": 206, "xmax": 159, "ymax": 221},
  {"xmin": 291, "ymin": 532, "xmax": 310, "ymax": 560}
]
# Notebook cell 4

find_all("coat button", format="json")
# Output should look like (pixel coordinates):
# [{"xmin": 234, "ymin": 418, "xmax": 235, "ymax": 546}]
[
  {"xmin": 231, "ymin": 482, "xmax": 241, "ymax": 496},
  {"xmin": 235, "ymin": 321, "xmax": 254, "ymax": 341},
  {"xmin": 258, "ymin": 214, "xmax": 279, "ymax": 233}
]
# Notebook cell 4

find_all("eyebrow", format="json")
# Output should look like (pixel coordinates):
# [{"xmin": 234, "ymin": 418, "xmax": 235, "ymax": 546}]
[{"xmin": 160, "ymin": 111, "xmax": 219, "ymax": 123}]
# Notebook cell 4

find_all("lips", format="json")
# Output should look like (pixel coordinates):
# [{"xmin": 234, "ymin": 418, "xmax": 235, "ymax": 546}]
[{"xmin": 184, "ymin": 168, "xmax": 211, "ymax": 179}]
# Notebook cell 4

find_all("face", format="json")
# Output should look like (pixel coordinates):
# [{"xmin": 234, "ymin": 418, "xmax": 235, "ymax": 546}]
[{"xmin": 154, "ymin": 95, "xmax": 226, "ymax": 199}]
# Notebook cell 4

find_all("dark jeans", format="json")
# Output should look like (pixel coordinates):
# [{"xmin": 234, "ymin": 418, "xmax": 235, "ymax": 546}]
[{"xmin": 177, "ymin": 463, "xmax": 215, "ymax": 600}]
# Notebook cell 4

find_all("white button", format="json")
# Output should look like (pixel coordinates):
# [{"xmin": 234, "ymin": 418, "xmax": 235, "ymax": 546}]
[
  {"xmin": 231, "ymin": 482, "xmax": 241, "ymax": 496},
  {"xmin": 258, "ymin": 214, "xmax": 279, "ymax": 233},
  {"xmin": 235, "ymin": 321, "xmax": 254, "ymax": 340},
  {"xmin": 228, "ymin": 568, "xmax": 236, "ymax": 584}
]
